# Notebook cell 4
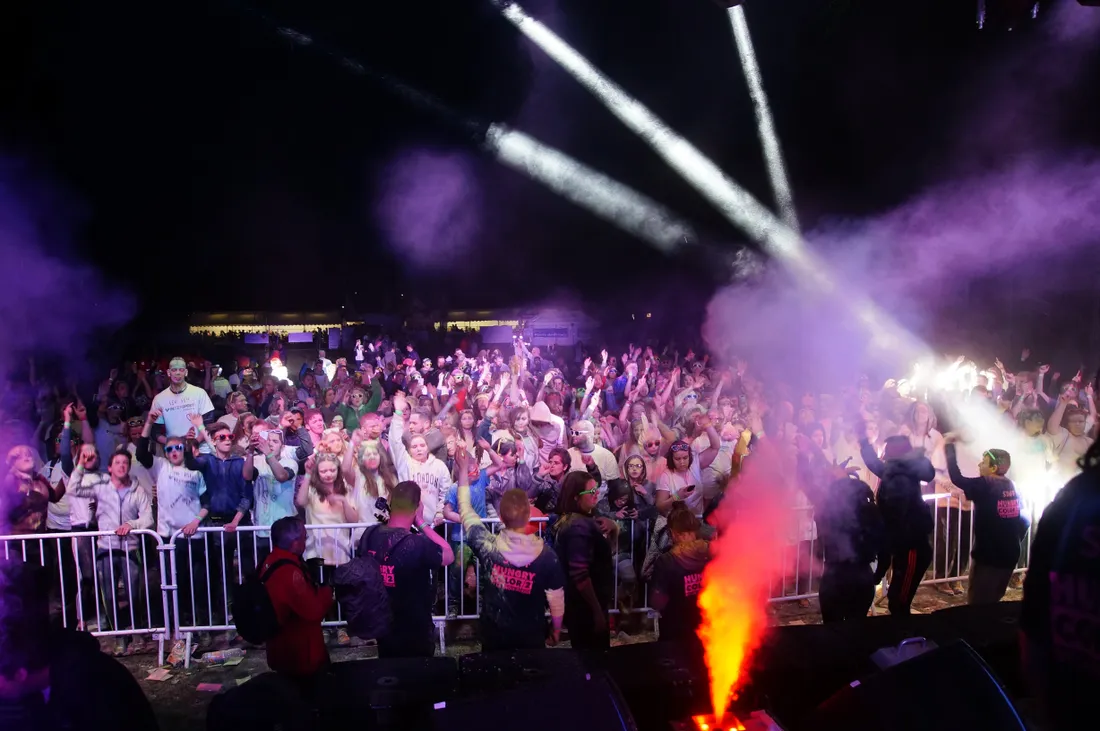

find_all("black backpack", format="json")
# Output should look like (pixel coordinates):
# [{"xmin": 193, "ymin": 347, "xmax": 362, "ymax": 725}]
[
  {"xmin": 333, "ymin": 525, "xmax": 412, "ymax": 640},
  {"xmin": 231, "ymin": 558, "xmax": 305, "ymax": 645}
]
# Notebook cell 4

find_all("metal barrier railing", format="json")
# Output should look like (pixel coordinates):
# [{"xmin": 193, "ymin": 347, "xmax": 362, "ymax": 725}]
[
  {"xmin": 0, "ymin": 529, "xmax": 170, "ymax": 665},
  {"xmin": 4, "ymin": 496, "xmax": 1037, "ymax": 666}
]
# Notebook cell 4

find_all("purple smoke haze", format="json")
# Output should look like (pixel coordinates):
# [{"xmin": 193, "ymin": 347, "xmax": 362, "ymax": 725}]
[
  {"xmin": 374, "ymin": 148, "xmax": 483, "ymax": 273},
  {"xmin": 703, "ymin": 4, "xmax": 1100, "ymax": 385},
  {"xmin": 0, "ymin": 156, "xmax": 134, "ymax": 483}
]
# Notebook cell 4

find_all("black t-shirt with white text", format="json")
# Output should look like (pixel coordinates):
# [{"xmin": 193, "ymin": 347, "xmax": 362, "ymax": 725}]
[
  {"xmin": 361, "ymin": 526, "xmax": 443, "ymax": 646},
  {"xmin": 465, "ymin": 523, "xmax": 565, "ymax": 650}
]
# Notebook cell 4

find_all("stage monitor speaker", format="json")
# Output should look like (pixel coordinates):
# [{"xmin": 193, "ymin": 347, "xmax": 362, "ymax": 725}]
[
  {"xmin": 458, "ymin": 647, "xmax": 591, "ymax": 696},
  {"xmin": 206, "ymin": 672, "xmax": 315, "ymax": 731},
  {"xmin": 801, "ymin": 640, "xmax": 1026, "ymax": 731},
  {"xmin": 432, "ymin": 673, "xmax": 639, "ymax": 731},
  {"xmin": 595, "ymin": 640, "xmax": 711, "ymax": 729},
  {"xmin": 323, "ymin": 656, "xmax": 459, "ymax": 728}
]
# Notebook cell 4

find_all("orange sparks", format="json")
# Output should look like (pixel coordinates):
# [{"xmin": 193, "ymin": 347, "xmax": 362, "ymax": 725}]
[{"xmin": 697, "ymin": 442, "xmax": 791, "ymax": 721}]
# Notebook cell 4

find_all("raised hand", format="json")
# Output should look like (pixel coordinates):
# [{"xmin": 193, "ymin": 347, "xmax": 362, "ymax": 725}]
[
  {"xmin": 188, "ymin": 412, "xmax": 204, "ymax": 428},
  {"xmin": 393, "ymin": 392, "xmax": 408, "ymax": 413},
  {"xmin": 148, "ymin": 407, "xmax": 162, "ymax": 423}
]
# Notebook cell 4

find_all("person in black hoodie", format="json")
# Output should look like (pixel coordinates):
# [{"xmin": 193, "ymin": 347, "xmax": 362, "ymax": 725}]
[
  {"xmin": 650, "ymin": 503, "xmax": 711, "ymax": 644},
  {"xmin": 454, "ymin": 445, "xmax": 567, "ymax": 650},
  {"xmin": 943, "ymin": 438, "xmax": 1026, "ymax": 605},
  {"xmin": 813, "ymin": 476, "xmax": 891, "ymax": 623},
  {"xmin": 551, "ymin": 471, "xmax": 615, "ymax": 649},
  {"xmin": 860, "ymin": 428, "xmax": 935, "ymax": 616}
]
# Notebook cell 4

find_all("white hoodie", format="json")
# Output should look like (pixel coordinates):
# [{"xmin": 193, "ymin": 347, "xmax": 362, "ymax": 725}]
[{"xmin": 389, "ymin": 412, "xmax": 451, "ymax": 522}]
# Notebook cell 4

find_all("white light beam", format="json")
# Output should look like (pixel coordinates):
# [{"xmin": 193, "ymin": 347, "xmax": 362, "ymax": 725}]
[
  {"xmin": 484, "ymin": 124, "xmax": 695, "ymax": 253},
  {"xmin": 728, "ymin": 5, "xmax": 800, "ymax": 232}
]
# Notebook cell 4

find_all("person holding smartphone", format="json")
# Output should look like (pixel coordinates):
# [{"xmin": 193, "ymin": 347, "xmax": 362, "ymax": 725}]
[{"xmin": 655, "ymin": 415, "xmax": 722, "ymax": 516}]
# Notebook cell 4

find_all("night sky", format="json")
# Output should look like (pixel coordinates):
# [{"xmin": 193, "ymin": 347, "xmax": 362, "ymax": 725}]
[{"xmin": 2, "ymin": 1, "xmax": 1098, "ymax": 338}]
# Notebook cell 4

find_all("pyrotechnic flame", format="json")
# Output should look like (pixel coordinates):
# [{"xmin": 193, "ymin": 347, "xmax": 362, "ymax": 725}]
[{"xmin": 697, "ymin": 442, "xmax": 790, "ymax": 721}]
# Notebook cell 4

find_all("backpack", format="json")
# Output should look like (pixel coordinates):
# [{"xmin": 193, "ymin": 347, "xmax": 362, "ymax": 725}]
[
  {"xmin": 333, "ymin": 525, "xmax": 412, "ymax": 640},
  {"xmin": 231, "ymin": 558, "xmax": 304, "ymax": 645}
]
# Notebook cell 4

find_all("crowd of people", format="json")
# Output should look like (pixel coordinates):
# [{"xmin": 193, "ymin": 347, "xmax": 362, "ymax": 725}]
[{"xmin": 2, "ymin": 329, "xmax": 1099, "ymax": 729}]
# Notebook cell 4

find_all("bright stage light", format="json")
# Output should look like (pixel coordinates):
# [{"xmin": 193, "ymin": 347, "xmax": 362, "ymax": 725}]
[
  {"xmin": 484, "ymin": 124, "xmax": 695, "ymax": 252},
  {"xmin": 728, "ymin": 5, "xmax": 799, "ymax": 232},
  {"xmin": 496, "ymin": 1, "xmax": 923, "ymax": 361}
]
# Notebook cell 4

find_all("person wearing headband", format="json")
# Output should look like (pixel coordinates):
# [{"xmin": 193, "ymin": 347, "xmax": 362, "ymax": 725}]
[
  {"xmin": 150, "ymin": 356, "xmax": 215, "ymax": 442},
  {"xmin": 944, "ymin": 437, "xmax": 1026, "ymax": 605}
]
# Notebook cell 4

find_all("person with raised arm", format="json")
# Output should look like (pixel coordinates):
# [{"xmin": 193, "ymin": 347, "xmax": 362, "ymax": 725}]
[
  {"xmin": 388, "ymin": 391, "xmax": 451, "ymax": 526},
  {"xmin": 184, "ymin": 415, "xmax": 254, "ymax": 639},
  {"xmin": 454, "ymin": 444, "xmax": 566, "ymax": 650}
]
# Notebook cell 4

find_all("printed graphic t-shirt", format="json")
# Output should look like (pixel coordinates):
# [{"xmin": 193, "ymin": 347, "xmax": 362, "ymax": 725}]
[
  {"xmin": 361, "ymin": 526, "xmax": 443, "ymax": 646},
  {"xmin": 651, "ymin": 550, "xmax": 705, "ymax": 642},
  {"xmin": 465, "ymin": 524, "xmax": 565, "ymax": 649}
]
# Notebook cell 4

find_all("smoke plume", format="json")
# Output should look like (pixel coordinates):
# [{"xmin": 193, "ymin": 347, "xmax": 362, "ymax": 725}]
[
  {"xmin": 0, "ymin": 156, "xmax": 134, "ymax": 513},
  {"xmin": 374, "ymin": 148, "xmax": 484, "ymax": 273}
]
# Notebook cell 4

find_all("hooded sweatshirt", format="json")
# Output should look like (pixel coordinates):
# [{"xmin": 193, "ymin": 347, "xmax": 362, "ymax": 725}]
[
  {"xmin": 528, "ymin": 401, "xmax": 565, "ymax": 464},
  {"xmin": 651, "ymin": 539, "xmax": 710, "ymax": 642},
  {"xmin": 458, "ymin": 481, "xmax": 565, "ymax": 650},
  {"xmin": 389, "ymin": 411, "xmax": 451, "ymax": 522},
  {"xmin": 861, "ymin": 439, "xmax": 935, "ymax": 550}
]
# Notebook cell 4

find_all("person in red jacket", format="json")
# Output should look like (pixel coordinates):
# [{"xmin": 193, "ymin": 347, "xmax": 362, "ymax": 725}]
[{"xmin": 259, "ymin": 516, "xmax": 334, "ymax": 688}]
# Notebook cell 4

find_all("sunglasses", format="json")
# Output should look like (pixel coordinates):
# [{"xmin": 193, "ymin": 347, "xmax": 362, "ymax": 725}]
[
  {"xmin": 127, "ymin": 418, "xmax": 145, "ymax": 428},
  {"xmin": 165, "ymin": 444, "xmax": 186, "ymax": 454},
  {"xmin": 670, "ymin": 443, "xmax": 691, "ymax": 453},
  {"xmin": 213, "ymin": 433, "xmax": 234, "ymax": 442},
  {"xmin": 578, "ymin": 489, "xmax": 599, "ymax": 497},
  {"xmin": 644, "ymin": 441, "xmax": 661, "ymax": 448},
  {"xmin": 570, "ymin": 430, "xmax": 585, "ymax": 437}
]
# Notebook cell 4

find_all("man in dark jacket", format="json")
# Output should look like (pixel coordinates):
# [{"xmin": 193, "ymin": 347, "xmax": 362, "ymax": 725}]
[
  {"xmin": 860, "ymin": 430, "xmax": 935, "ymax": 616},
  {"xmin": 258, "ymin": 517, "xmax": 334, "ymax": 683},
  {"xmin": 944, "ymin": 440, "xmax": 1026, "ymax": 604}
]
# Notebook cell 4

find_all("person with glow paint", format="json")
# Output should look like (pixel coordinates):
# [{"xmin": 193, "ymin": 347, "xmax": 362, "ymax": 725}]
[{"xmin": 151, "ymin": 356, "xmax": 216, "ymax": 441}]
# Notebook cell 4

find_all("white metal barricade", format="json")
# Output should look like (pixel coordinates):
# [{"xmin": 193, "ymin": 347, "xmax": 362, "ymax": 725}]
[
  {"xmin": 0, "ymin": 529, "xmax": 170, "ymax": 665},
  {"xmin": 163, "ymin": 500, "xmax": 1039, "ymax": 661}
]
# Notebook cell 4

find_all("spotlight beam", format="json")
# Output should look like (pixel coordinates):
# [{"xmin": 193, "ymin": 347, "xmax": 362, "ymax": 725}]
[
  {"xmin": 496, "ymin": 1, "xmax": 925, "ymax": 358},
  {"xmin": 239, "ymin": 6, "xmax": 696, "ymax": 252},
  {"xmin": 728, "ymin": 5, "xmax": 800, "ymax": 232}
]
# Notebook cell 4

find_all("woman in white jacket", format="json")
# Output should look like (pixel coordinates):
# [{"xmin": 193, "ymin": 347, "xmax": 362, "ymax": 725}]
[{"xmin": 390, "ymin": 392, "xmax": 451, "ymax": 525}]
